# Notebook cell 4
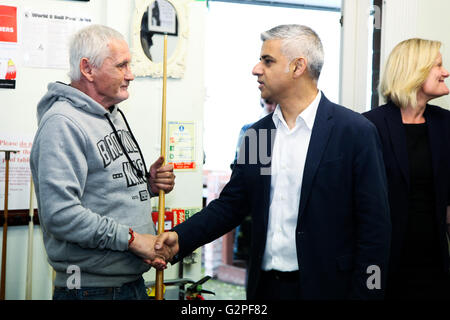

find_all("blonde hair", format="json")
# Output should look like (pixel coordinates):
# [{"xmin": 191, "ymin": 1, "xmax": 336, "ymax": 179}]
[{"xmin": 380, "ymin": 38, "xmax": 441, "ymax": 108}]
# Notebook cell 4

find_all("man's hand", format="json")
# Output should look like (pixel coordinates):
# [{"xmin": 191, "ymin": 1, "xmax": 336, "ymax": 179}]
[
  {"xmin": 128, "ymin": 232, "xmax": 171, "ymax": 270},
  {"xmin": 149, "ymin": 156, "xmax": 175, "ymax": 195},
  {"xmin": 155, "ymin": 231, "xmax": 179, "ymax": 260},
  {"xmin": 143, "ymin": 231, "xmax": 179, "ymax": 265}
]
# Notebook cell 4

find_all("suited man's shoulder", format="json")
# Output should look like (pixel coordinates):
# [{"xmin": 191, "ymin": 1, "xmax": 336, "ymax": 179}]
[
  {"xmin": 326, "ymin": 99, "xmax": 378, "ymax": 133},
  {"xmin": 249, "ymin": 112, "xmax": 274, "ymax": 130}
]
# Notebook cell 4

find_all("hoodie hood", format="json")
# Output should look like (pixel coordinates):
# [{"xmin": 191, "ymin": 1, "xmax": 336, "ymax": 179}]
[{"xmin": 37, "ymin": 82, "xmax": 110, "ymax": 124}]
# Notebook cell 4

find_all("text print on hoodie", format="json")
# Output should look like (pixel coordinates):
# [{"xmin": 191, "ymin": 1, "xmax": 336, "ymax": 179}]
[{"xmin": 30, "ymin": 82, "xmax": 156, "ymax": 287}]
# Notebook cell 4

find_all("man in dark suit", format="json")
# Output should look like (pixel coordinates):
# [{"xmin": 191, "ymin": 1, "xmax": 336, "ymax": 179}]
[{"xmin": 153, "ymin": 24, "xmax": 391, "ymax": 300}]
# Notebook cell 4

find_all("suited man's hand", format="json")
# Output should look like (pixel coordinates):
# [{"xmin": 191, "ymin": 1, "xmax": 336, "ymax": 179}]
[
  {"xmin": 142, "ymin": 232, "xmax": 179, "ymax": 267},
  {"xmin": 155, "ymin": 231, "xmax": 179, "ymax": 262}
]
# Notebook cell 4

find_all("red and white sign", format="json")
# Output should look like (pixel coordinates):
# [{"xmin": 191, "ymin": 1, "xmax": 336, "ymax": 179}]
[
  {"xmin": 170, "ymin": 162, "xmax": 196, "ymax": 170},
  {"xmin": 0, "ymin": 5, "xmax": 17, "ymax": 43}
]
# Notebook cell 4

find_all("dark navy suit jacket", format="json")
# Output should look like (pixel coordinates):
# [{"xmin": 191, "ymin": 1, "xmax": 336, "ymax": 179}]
[
  {"xmin": 173, "ymin": 94, "xmax": 391, "ymax": 299},
  {"xmin": 363, "ymin": 101, "xmax": 450, "ymax": 278}
]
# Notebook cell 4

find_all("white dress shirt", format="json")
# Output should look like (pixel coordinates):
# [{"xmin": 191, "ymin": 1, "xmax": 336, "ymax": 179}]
[{"xmin": 262, "ymin": 91, "xmax": 321, "ymax": 272}]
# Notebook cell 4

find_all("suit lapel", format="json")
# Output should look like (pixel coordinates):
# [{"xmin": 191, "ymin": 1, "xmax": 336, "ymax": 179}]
[
  {"xmin": 259, "ymin": 115, "xmax": 276, "ymax": 229},
  {"xmin": 297, "ymin": 94, "xmax": 334, "ymax": 220},
  {"xmin": 384, "ymin": 103, "xmax": 410, "ymax": 187},
  {"xmin": 423, "ymin": 106, "xmax": 444, "ymax": 212}
]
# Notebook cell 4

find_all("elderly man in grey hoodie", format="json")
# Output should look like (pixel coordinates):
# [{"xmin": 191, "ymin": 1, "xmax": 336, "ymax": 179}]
[{"xmin": 30, "ymin": 25, "xmax": 175, "ymax": 300}]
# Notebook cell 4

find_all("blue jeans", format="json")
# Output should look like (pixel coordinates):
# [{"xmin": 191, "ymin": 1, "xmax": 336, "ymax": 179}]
[{"xmin": 53, "ymin": 277, "xmax": 149, "ymax": 300}]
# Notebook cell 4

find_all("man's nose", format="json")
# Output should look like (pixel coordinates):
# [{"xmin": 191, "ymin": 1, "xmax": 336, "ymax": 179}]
[
  {"xmin": 252, "ymin": 62, "xmax": 262, "ymax": 76},
  {"xmin": 126, "ymin": 66, "xmax": 135, "ymax": 81}
]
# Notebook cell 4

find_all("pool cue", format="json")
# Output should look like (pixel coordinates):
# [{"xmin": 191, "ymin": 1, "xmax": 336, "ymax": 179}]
[
  {"xmin": 25, "ymin": 176, "xmax": 34, "ymax": 300},
  {"xmin": 0, "ymin": 150, "xmax": 18, "ymax": 300},
  {"xmin": 155, "ymin": 34, "xmax": 168, "ymax": 301}
]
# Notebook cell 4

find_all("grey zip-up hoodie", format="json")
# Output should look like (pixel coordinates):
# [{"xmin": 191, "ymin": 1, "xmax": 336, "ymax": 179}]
[{"xmin": 31, "ymin": 82, "xmax": 156, "ymax": 288}]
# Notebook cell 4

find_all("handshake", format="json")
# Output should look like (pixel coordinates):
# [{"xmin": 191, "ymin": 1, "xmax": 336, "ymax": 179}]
[
  {"xmin": 128, "ymin": 231, "xmax": 180, "ymax": 270},
  {"xmin": 127, "ymin": 157, "xmax": 180, "ymax": 269}
]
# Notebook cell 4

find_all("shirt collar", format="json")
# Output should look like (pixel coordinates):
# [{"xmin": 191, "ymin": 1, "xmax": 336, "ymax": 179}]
[{"xmin": 272, "ymin": 90, "xmax": 322, "ymax": 131}]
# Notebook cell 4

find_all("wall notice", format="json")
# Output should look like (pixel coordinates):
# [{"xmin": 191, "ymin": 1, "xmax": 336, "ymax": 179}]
[
  {"xmin": 21, "ymin": 8, "xmax": 92, "ymax": 69},
  {"xmin": 167, "ymin": 121, "xmax": 196, "ymax": 171},
  {"xmin": 0, "ymin": 134, "xmax": 34, "ymax": 210}
]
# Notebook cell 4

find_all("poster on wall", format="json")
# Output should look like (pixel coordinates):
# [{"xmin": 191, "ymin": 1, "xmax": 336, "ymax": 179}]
[
  {"xmin": 0, "ymin": 5, "xmax": 18, "ymax": 89},
  {"xmin": 21, "ymin": 8, "xmax": 92, "ymax": 69},
  {"xmin": 148, "ymin": 0, "xmax": 178, "ymax": 36},
  {"xmin": 0, "ymin": 134, "xmax": 34, "ymax": 210},
  {"xmin": 167, "ymin": 121, "xmax": 196, "ymax": 171}
]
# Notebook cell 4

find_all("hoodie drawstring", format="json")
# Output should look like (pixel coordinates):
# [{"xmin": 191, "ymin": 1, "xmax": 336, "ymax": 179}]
[{"xmin": 104, "ymin": 109, "xmax": 150, "ymax": 181}]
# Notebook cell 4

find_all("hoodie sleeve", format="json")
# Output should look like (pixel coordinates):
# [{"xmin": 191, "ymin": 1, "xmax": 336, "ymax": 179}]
[{"xmin": 32, "ymin": 114, "xmax": 129, "ymax": 251}]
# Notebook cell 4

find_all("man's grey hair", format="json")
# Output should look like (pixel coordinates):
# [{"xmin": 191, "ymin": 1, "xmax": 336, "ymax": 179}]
[
  {"xmin": 261, "ymin": 24, "xmax": 324, "ymax": 81},
  {"xmin": 68, "ymin": 24, "xmax": 125, "ymax": 82}
]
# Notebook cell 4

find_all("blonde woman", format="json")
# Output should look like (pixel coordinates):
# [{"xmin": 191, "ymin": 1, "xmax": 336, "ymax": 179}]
[{"xmin": 364, "ymin": 38, "xmax": 450, "ymax": 300}]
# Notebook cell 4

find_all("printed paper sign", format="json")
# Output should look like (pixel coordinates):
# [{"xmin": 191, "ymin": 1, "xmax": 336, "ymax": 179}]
[
  {"xmin": 167, "ymin": 121, "xmax": 196, "ymax": 171},
  {"xmin": 0, "ymin": 134, "xmax": 34, "ymax": 210},
  {"xmin": 148, "ymin": 0, "xmax": 177, "ymax": 35},
  {"xmin": 22, "ymin": 9, "xmax": 92, "ymax": 69}
]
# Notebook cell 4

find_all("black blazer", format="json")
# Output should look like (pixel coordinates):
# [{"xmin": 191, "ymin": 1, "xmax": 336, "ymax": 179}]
[
  {"xmin": 174, "ymin": 94, "xmax": 391, "ymax": 299},
  {"xmin": 363, "ymin": 101, "xmax": 450, "ymax": 277}
]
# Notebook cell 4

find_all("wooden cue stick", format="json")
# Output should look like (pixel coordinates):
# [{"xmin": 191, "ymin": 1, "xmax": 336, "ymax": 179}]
[
  {"xmin": 25, "ymin": 176, "xmax": 34, "ymax": 300},
  {"xmin": 1, "ymin": 150, "xmax": 17, "ymax": 300},
  {"xmin": 155, "ymin": 34, "xmax": 168, "ymax": 301}
]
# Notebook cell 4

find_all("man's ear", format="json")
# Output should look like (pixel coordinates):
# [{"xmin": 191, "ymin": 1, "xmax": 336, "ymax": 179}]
[
  {"xmin": 292, "ymin": 57, "xmax": 307, "ymax": 78},
  {"xmin": 79, "ymin": 58, "xmax": 94, "ymax": 82}
]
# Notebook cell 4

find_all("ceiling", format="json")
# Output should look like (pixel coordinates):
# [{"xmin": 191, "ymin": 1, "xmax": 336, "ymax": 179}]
[{"xmin": 210, "ymin": 0, "xmax": 342, "ymax": 10}]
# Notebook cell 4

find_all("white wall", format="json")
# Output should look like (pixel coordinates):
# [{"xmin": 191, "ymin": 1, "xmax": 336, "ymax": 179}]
[
  {"xmin": 0, "ymin": 0, "xmax": 205, "ymax": 299},
  {"xmin": 416, "ymin": 0, "xmax": 450, "ymax": 109},
  {"xmin": 340, "ymin": 0, "xmax": 371, "ymax": 112}
]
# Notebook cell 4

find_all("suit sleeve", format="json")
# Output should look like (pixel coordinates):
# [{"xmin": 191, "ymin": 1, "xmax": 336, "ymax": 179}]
[
  {"xmin": 446, "ymin": 112, "xmax": 450, "ymax": 206},
  {"xmin": 173, "ymin": 163, "xmax": 250, "ymax": 260},
  {"xmin": 350, "ymin": 121, "xmax": 391, "ymax": 299}
]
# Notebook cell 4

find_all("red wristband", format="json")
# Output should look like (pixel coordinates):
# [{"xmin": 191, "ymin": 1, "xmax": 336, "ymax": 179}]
[{"xmin": 128, "ymin": 228, "xmax": 135, "ymax": 246}]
